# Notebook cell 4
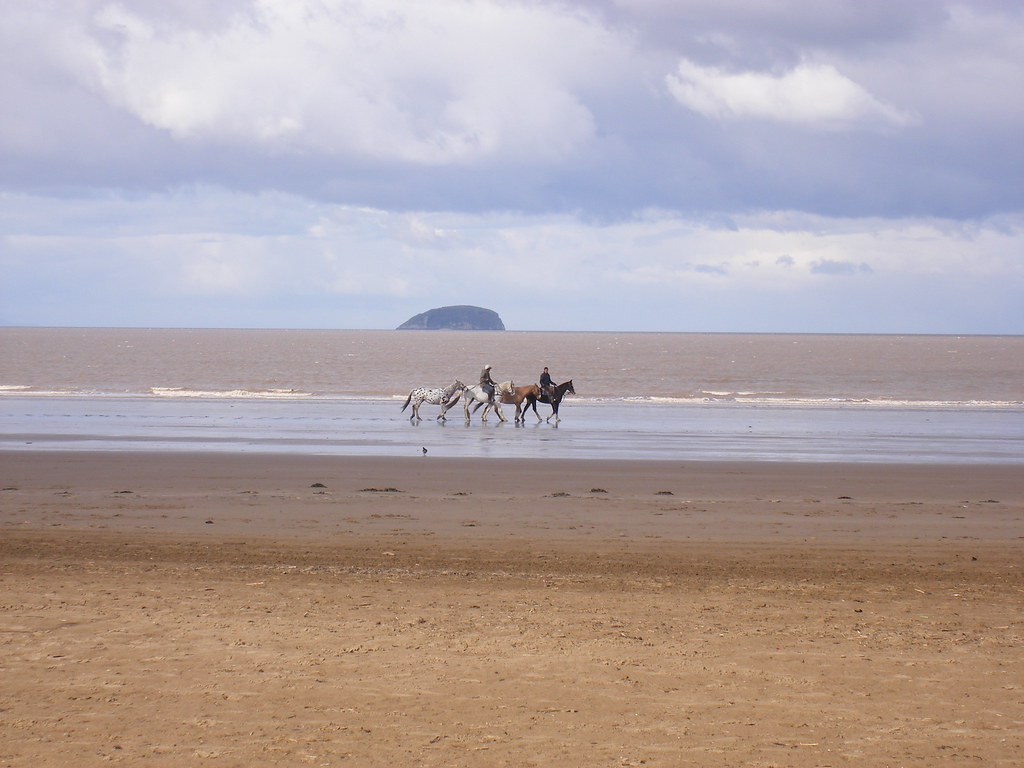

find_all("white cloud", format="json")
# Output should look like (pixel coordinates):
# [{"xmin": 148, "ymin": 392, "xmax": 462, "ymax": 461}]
[
  {"xmin": 88, "ymin": 0, "xmax": 621, "ymax": 165},
  {"xmin": 3, "ymin": 0, "xmax": 1020, "ymax": 220},
  {"xmin": 666, "ymin": 58, "xmax": 916, "ymax": 129}
]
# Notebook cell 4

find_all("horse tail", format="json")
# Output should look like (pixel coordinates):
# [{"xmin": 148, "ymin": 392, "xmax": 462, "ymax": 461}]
[{"xmin": 401, "ymin": 392, "xmax": 412, "ymax": 412}]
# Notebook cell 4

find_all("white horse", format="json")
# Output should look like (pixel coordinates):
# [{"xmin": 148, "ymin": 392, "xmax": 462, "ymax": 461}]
[
  {"xmin": 453, "ymin": 383, "xmax": 508, "ymax": 423},
  {"xmin": 400, "ymin": 380, "xmax": 466, "ymax": 421}
]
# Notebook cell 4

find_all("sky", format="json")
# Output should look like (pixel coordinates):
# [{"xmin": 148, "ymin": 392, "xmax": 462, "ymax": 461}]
[{"xmin": 1, "ymin": 0, "xmax": 1022, "ymax": 333}]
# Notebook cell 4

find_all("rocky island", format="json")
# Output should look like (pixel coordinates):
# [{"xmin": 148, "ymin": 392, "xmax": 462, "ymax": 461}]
[{"xmin": 396, "ymin": 305, "xmax": 505, "ymax": 331}]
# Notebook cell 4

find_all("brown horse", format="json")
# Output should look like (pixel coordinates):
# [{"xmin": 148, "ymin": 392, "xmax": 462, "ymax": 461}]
[
  {"xmin": 468, "ymin": 381, "xmax": 541, "ymax": 423},
  {"xmin": 499, "ymin": 381, "xmax": 543, "ymax": 423}
]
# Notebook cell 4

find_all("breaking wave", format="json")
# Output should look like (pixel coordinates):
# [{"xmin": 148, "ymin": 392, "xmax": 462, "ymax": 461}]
[{"xmin": 149, "ymin": 387, "xmax": 313, "ymax": 399}]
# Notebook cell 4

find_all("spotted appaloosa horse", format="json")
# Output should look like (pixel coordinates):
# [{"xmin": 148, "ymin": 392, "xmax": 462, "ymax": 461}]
[
  {"xmin": 523, "ymin": 379, "xmax": 575, "ymax": 423},
  {"xmin": 400, "ymin": 380, "xmax": 466, "ymax": 421}
]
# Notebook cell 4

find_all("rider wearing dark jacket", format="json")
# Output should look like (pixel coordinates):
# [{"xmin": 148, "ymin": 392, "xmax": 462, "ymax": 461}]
[{"xmin": 539, "ymin": 367, "xmax": 556, "ymax": 400}]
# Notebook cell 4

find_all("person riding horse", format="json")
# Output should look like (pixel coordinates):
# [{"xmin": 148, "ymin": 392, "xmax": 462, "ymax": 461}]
[
  {"xmin": 480, "ymin": 364, "xmax": 497, "ymax": 404},
  {"xmin": 539, "ymin": 366, "xmax": 557, "ymax": 401}
]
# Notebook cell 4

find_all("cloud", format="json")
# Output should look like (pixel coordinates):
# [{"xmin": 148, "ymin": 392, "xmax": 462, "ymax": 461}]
[
  {"xmin": 810, "ymin": 259, "xmax": 874, "ymax": 275},
  {"xmin": 666, "ymin": 59, "xmax": 916, "ymax": 129},
  {"xmin": 2, "ymin": 0, "xmax": 1021, "ymax": 219},
  {"xmin": 603, "ymin": 0, "xmax": 949, "ymax": 51},
  {"xmin": 88, "ymin": 0, "xmax": 620, "ymax": 166},
  {"xmin": 693, "ymin": 263, "xmax": 729, "ymax": 275}
]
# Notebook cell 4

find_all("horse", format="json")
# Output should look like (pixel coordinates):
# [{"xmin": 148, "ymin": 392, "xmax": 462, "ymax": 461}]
[
  {"xmin": 453, "ymin": 383, "xmax": 508, "ymax": 423},
  {"xmin": 467, "ymin": 381, "xmax": 540, "ymax": 423},
  {"xmin": 400, "ymin": 380, "xmax": 466, "ymax": 421},
  {"xmin": 497, "ymin": 381, "xmax": 544, "ymax": 423},
  {"xmin": 523, "ymin": 379, "xmax": 575, "ymax": 423}
]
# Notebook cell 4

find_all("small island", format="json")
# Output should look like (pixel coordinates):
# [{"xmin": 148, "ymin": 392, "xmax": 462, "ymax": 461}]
[{"xmin": 396, "ymin": 305, "xmax": 505, "ymax": 331}]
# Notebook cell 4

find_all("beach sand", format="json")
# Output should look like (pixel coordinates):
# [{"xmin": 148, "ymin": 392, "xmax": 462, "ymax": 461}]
[{"xmin": 2, "ymin": 451, "xmax": 1022, "ymax": 766}]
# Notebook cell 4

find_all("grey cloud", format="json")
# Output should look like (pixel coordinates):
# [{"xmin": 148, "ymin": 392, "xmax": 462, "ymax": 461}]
[
  {"xmin": 0, "ymin": 0, "xmax": 1021, "ymax": 222},
  {"xmin": 811, "ymin": 259, "xmax": 874, "ymax": 276},
  {"xmin": 693, "ymin": 263, "xmax": 729, "ymax": 275}
]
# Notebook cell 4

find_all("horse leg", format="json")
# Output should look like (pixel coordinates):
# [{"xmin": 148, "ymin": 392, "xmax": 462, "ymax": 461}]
[
  {"xmin": 524, "ymin": 396, "xmax": 541, "ymax": 422},
  {"xmin": 483, "ymin": 390, "xmax": 498, "ymax": 422},
  {"xmin": 548, "ymin": 399, "xmax": 561, "ymax": 423},
  {"xmin": 514, "ymin": 393, "xmax": 529, "ymax": 423},
  {"xmin": 531, "ymin": 396, "xmax": 545, "ymax": 422},
  {"xmin": 410, "ymin": 400, "xmax": 420, "ymax": 421},
  {"xmin": 439, "ymin": 392, "xmax": 459, "ymax": 421}
]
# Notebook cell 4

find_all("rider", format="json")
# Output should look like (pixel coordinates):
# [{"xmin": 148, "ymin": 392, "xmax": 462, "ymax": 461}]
[
  {"xmin": 539, "ymin": 366, "xmax": 557, "ymax": 401},
  {"xmin": 480, "ymin": 364, "xmax": 497, "ymax": 404}
]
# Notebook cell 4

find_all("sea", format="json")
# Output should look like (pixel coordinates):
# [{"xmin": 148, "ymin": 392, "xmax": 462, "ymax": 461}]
[{"xmin": 1, "ymin": 328, "xmax": 1022, "ymax": 464}]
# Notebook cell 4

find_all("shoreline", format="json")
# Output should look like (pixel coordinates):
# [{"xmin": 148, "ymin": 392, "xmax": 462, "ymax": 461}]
[
  {"xmin": 5, "ymin": 394, "xmax": 1024, "ymax": 465},
  {"xmin": 3, "ymin": 450, "xmax": 1022, "ymax": 766}
]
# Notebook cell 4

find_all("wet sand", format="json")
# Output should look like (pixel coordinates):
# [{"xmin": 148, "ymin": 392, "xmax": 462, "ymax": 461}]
[{"xmin": 2, "ymin": 451, "xmax": 1022, "ymax": 766}]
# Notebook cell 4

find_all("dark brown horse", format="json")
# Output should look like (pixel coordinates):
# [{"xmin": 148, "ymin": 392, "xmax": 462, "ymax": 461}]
[{"xmin": 523, "ymin": 379, "xmax": 575, "ymax": 423}]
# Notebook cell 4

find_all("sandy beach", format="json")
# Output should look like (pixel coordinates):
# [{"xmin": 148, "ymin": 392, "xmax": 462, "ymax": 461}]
[{"xmin": 2, "ymin": 451, "xmax": 1022, "ymax": 766}]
